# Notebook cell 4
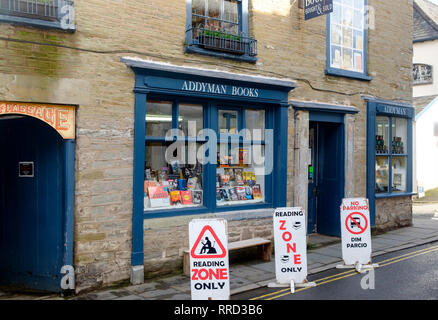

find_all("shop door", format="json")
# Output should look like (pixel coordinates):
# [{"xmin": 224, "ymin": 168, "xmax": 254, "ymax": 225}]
[
  {"xmin": 0, "ymin": 116, "xmax": 65, "ymax": 292},
  {"xmin": 308, "ymin": 121, "xmax": 344, "ymax": 237}
]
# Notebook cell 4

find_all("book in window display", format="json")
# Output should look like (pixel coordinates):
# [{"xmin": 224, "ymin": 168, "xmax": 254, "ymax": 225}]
[
  {"xmin": 192, "ymin": 190, "xmax": 203, "ymax": 205},
  {"xmin": 228, "ymin": 188, "xmax": 238, "ymax": 201},
  {"xmin": 180, "ymin": 190, "xmax": 193, "ymax": 205},
  {"xmin": 235, "ymin": 186, "xmax": 247, "ymax": 200},
  {"xmin": 170, "ymin": 190, "xmax": 182, "ymax": 205},
  {"xmin": 252, "ymin": 184, "xmax": 262, "ymax": 200},
  {"xmin": 245, "ymin": 186, "xmax": 253, "ymax": 200},
  {"xmin": 148, "ymin": 186, "xmax": 171, "ymax": 208}
]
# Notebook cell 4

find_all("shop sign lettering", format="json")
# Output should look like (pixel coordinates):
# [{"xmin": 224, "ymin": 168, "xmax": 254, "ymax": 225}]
[{"xmin": 181, "ymin": 81, "xmax": 259, "ymax": 98}]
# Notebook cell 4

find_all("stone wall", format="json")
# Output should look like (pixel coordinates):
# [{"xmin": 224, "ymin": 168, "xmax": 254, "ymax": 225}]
[{"xmin": 0, "ymin": 0, "xmax": 413, "ymax": 291}]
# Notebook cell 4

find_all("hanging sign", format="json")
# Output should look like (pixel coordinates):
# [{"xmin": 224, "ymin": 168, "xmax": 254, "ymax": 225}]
[
  {"xmin": 273, "ymin": 207, "xmax": 308, "ymax": 284},
  {"xmin": 0, "ymin": 102, "xmax": 75, "ymax": 139},
  {"xmin": 302, "ymin": 0, "xmax": 333, "ymax": 21},
  {"xmin": 189, "ymin": 219, "xmax": 230, "ymax": 300},
  {"xmin": 340, "ymin": 198, "xmax": 372, "ymax": 266}
]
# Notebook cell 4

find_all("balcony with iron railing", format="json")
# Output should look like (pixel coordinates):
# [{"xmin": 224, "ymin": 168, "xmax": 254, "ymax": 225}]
[
  {"xmin": 0, "ymin": 0, "xmax": 74, "ymax": 30},
  {"xmin": 186, "ymin": 25, "xmax": 257, "ymax": 62}
]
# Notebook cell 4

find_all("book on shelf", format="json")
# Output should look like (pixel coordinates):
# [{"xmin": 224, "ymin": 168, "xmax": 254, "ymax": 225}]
[{"xmin": 192, "ymin": 190, "xmax": 203, "ymax": 204}]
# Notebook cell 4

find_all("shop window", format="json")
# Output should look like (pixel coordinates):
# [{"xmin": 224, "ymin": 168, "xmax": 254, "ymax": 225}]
[
  {"xmin": 0, "ymin": 0, "xmax": 75, "ymax": 31},
  {"xmin": 216, "ymin": 108, "xmax": 266, "ymax": 207},
  {"xmin": 144, "ymin": 101, "xmax": 205, "ymax": 211},
  {"xmin": 185, "ymin": 0, "xmax": 257, "ymax": 61},
  {"xmin": 375, "ymin": 116, "xmax": 409, "ymax": 194},
  {"xmin": 144, "ymin": 100, "xmax": 270, "ymax": 214},
  {"xmin": 327, "ymin": 0, "xmax": 370, "ymax": 80}
]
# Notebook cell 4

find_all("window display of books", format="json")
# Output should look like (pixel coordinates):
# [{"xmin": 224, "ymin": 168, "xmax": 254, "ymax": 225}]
[
  {"xmin": 216, "ymin": 167, "xmax": 263, "ymax": 205},
  {"xmin": 144, "ymin": 162, "xmax": 203, "ymax": 211}
]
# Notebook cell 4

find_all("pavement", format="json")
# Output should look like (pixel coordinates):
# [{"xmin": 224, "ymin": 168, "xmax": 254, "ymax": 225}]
[{"xmin": 1, "ymin": 203, "xmax": 438, "ymax": 300}]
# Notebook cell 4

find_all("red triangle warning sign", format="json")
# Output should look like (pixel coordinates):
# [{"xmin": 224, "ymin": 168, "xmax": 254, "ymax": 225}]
[{"xmin": 190, "ymin": 225, "xmax": 227, "ymax": 259}]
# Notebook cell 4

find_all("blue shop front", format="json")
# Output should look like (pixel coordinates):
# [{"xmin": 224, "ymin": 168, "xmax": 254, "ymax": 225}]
[{"xmin": 122, "ymin": 58, "xmax": 296, "ymax": 276}]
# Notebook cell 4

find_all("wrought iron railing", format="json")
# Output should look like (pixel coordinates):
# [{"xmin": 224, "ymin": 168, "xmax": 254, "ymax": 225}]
[
  {"xmin": 188, "ymin": 26, "xmax": 257, "ymax": 57},
  {"xmin": 0, "ymin": 0, "xmax": 59, "ymax": 21}
]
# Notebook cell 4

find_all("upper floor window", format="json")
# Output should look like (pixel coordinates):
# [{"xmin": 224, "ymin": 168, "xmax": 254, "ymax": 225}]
[
  {"xmin": 327, "ymin": 0, "xmax": 371, "ymax": 80},
  {"xmin": 413, "ymin": 64, "xmax": 433, "ymax": 85},
  {"xmin": 186, "ymin": 0, "xmax": 257, "ymax": 62},
  {"xmin": 0, "ymin": 0, "xmax": 75, "ymax": 31}
]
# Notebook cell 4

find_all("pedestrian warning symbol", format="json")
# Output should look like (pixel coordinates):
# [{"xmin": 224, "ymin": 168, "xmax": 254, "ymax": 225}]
[{"xmin": 190, "ymin": 225, "xmax": 227, "ymax": 259}]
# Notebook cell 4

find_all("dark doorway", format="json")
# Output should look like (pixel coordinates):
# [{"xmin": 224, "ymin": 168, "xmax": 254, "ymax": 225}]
[
  {"xmin": 307, "ymin": 121, "xmax": 344, "ymax": 236},
  {"xmin": 0, "ymin": 116, "xmax": 67, "ymax": 292}
]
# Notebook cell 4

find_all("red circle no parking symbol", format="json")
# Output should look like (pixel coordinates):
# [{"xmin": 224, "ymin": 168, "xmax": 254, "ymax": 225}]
[{"xmin": 345, "ymin": 212, "xmax": 368, "ymax": 235}]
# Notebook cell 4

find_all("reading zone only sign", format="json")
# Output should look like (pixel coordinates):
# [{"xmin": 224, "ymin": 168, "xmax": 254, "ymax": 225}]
[{"xmin": 189, "ymin": 219, "xmax": 230, "ymax": 300}]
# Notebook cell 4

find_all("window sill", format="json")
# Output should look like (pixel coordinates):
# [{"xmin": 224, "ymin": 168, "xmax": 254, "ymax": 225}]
[
  {"xmin": 325, "ymin": 67, "xmax": 372, "ymax": 81},
  {"xmin": 375, "ymin": 192, "xmax": 416, "ymax": 199},
  {"xmin": 185, "ymin": 45, "xmax": 257, "ymax": 63},
  {"xmin": 0, "ymin": 14, "xmax": 75, "ymax": 32}
]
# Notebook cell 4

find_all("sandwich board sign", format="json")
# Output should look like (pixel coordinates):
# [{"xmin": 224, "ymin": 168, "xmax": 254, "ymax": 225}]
[
  {"xmin": 189, "ymin": 219, "xmax": 230, "ymax": 300},
  {"xmin": 340, "ymin": 198, "xmax": 372, "ymax": 266},
  {"xmin": 273, "ymin": 208, "xmax": 308, "ymax": 285}
]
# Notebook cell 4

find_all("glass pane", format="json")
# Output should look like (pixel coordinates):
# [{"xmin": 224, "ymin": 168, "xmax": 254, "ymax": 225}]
[
  {"xmin": 342, "ymin": 48, "xmax": 353, "ymax": 70},
  {"xmin": 392, "ymin": 156, "xmax": 407, "ymax": 193},
  {"xmin": 353, "ymin": 30, "xmax": 363, "ymax": 50},
  {"xmin": 392, "ymin": 118, "xmax": 407, "ymax": 154},
  {"xmin": 353, "ymin": 51, "xmax": 363, "ymax": 72},
  {"xmin": 353, "ymin": 9, "xmax": 363, "ymax": 29},
  {"xmin": 223, "ymin": 0, "xmax": 238, "ymax": 23},
  {"xmin": 208, "ymin": 0, "xmax": 221, "ymax": 19},
  {"xmin": 219, "ymin": 110, "xmax": 238, "ymax": 134},
  {"xmin": 245, "ymin": 109, "xmax": 265, "ymax": 140},
  {"xmin": 342, "ymin": 6, "xmax": 353, "ymax": 26},
  {"xmin": 192, "ymin": 15, "xmax": 206, "ymax": 30},
  {"xmin": 342, "ymin": 27, "xmax": 353, "ymax": 48},
  {"xmin": 331, "ymin": 3, "xmax": 342, "ymax": 25},
  {"xmin": 376, "ymin": 156, "xmax": 389, "ymax": 194},
  {"xmin": 331, "ymin": 24, "xmax": 342, "ymax": 45},
  {"xmin": 331, "ymin": 46, "xmax": 342, "ymax": 68},
  {"xmin": 354, "ymin": 0, "xmax": 364, "ymax": 10},
  {"xmin": 343, "ymin": 0, "xmax": 354, "ymax": 7},
  {"xmin": 178, "ymin": 103, "xmax": 203, "ymax": 137},
  {"xmin": 217, "ymin": 145, "xmax": 265, "ymax": 206},
  {"xmin": 222, "ymin": 22, "xmax": 238, "ymax": 34},
  {"xmin": 192, "ymin": 0, "xmax": 205, "ymax": 16},
  {"xmin": 146, "ymin": 100, "xmax": 172, "ymax": 137},
  {"xmin": 144, "ymin": 142, "xmax": 204, "ymax": 211},
  {"xmin": 376, "ymin": 116, "xmax": 389, "ymax": 154}
]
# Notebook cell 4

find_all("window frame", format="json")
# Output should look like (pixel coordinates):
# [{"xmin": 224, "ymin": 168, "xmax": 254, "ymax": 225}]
[
  {"xmin": 143, "ymin": 96, "xmax": 274, "ymax": 219},
  {"xmin": 0, "ymin": 0, "xmax": 75, "ymax": 31},
  {"xmin": 366, "ymin": 98, "xmax": 415, "ymax": 227},
  {"xmin": 326, "ymin": 0, "xmax": 371, "ymax": 81},
  {"xmin": 185, "ymin": 0, "xmax": 256, "ymax": 62}
]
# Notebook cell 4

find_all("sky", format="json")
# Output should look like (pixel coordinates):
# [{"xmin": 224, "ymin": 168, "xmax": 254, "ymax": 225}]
[{"xmin": 430, "ymin": 0, "xmax": 438, "ymax": 5}]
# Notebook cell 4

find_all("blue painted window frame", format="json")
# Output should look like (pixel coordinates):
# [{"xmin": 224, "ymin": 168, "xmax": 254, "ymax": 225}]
[
  {"xmin": 0, "ymin": 0, "xmax": 75, "ymax": 32},
  {"xmin": 366, "ymin": 99, "xmax": 415, "ymax": 227},
  {"xmin": 143, "ymin": 96, "xmax": 275, "ymax": 219},
  {"xmin": 326, "ymin": 0, "xmax": 371, "ymax": 81},
  {"xmin": 185, "ymin": 0, "xmax": 256, "ymax": 62}
]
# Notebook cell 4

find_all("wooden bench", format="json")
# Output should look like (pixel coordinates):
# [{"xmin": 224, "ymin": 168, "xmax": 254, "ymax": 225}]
[{"xmin": 183, "ymin": 237, "xmax": 272, "ymax": 276}]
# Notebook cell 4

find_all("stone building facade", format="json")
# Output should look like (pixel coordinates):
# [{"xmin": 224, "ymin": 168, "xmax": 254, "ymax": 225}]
[{"xmin": 0, "ymin": 0, "xmax": 413, "ymax": 293}]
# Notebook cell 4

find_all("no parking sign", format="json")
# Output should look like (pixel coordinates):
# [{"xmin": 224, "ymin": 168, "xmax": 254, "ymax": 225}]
[{"xmin": 340, "ymin": 198, "xmax": 372, "ymax": 266}]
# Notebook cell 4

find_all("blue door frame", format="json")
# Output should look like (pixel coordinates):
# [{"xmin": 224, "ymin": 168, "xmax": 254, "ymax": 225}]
[
  {"xmin": 0, "ymin": 115, "xmax": 75, "ymax": 293},
  {"xmin": 307, "ymin": 114, "xmax": 345, "ymax": 237},
  {"xmin": 124, "ymin": 59, "xmax": 296, "ymax": 270}
]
